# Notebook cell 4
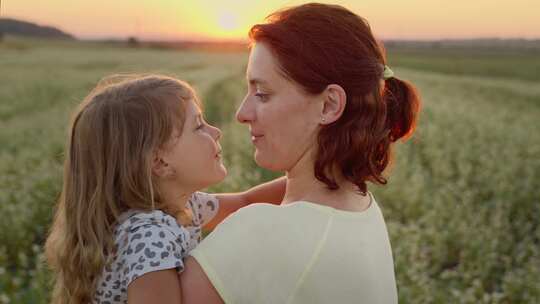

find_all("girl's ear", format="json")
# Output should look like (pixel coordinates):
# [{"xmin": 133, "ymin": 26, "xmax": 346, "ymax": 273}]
[
  {"xmin": 320, "ymin": 84, "xmax": 347, "ymax": 125},
  {"xmin": 152, "ymin": 151, "xmax": 173, "ymax": 178}
]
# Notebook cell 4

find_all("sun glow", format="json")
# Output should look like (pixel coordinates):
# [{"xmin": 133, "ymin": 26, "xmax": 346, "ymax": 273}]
[
  {"xmin": 218, "ymin": 12, "xmax": 239, "ymax": 31},
  {"xmin": 188, "ymin": 1, "xmax": 282, "ymax": 41}
]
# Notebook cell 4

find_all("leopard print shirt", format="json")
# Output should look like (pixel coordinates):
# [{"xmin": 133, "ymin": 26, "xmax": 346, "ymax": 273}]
[{"xmin": 92, "ymin": 192, "xmax": 219, "ymax": 304}]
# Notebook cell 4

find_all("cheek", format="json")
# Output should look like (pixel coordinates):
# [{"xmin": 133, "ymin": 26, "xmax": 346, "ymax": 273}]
[
  {"xmin": 269, "ymin": 100, "xmax": 316, "ymax": 142},
  {"xmin": 178, "ymin": 135, "xmax": 214, "ymax": 166},
  {"xmin": 258, "ymin": 101, "xmax": 317, "ymax": 169}
]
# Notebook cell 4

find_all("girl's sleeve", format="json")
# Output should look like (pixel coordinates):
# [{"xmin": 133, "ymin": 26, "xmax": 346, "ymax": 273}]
[
  {"xmin": 189, "ymin": 192, "xmax": 220, "ymax": 226},
  {"xmin": 118, "ymin": 223, "xmax": 186, "ymax": 288}
]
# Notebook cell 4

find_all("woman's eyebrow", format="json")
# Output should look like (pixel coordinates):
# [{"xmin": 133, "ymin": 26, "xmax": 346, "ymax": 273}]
[{"xmin": 248, "ymin": 78, "xmax": 268, "ymax": 86}]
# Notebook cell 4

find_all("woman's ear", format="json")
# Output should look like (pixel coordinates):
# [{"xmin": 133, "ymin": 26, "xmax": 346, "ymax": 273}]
[{"xmin": 320, "ymin": 84, "xmax": 346, "ymax": 125}]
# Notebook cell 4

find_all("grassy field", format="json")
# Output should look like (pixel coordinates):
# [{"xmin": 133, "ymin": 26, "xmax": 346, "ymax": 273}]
[{"xmin": 0, "ymin": 36, "xmax": 539, "ymax": 303}]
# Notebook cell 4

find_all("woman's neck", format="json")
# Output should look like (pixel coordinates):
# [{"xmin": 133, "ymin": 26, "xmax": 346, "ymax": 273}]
[{"xmin": 282, "ymin": 160, "xmax": 371, "ymax": 212}]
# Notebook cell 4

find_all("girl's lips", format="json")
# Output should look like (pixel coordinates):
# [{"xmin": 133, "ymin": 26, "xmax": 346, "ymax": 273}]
[{"xmin": 215, "ymin": 143, "xmax": 222, "ymax": 158}]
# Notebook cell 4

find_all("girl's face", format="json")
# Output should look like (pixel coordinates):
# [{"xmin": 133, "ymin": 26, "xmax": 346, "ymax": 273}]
[
  {"xmin": 236, "ymin": 42, "xmax": 322, "ymax": 172},
  {"xmin": 159, "ymin": 98, "xmax": 227, "ymax": 191}
]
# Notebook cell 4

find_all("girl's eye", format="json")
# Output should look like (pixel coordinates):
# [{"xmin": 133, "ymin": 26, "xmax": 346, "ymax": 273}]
[
  {"xmin": 196, "ymin": 121, "xmax": 204, "ymax": 130},
  {"xmin": 254, "ymin": 92, "xmax": 269, "ymax": 101}
]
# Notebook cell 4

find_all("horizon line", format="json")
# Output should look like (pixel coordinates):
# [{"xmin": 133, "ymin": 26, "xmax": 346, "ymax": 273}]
[{"xmin": 2, "ymin": 15, "xmax": 539, "ymax": 43}]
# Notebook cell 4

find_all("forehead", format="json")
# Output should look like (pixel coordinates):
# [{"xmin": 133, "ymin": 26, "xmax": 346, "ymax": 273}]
[
  {"xmin": 247, "ymin": 43, "xmax": 286, "ymax": 86},
  {"xmin": 185, "ymin": 98, "xmax": 201, "ymax": 114},
  {"xmin": 179, "ymin": 98, "xmax": 202, "ymax": 127}
]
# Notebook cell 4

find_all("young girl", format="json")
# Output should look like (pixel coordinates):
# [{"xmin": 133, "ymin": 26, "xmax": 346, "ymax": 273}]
[{"xmin": 44, "ymin": 74, "xmax": 285, "ymax": 304}]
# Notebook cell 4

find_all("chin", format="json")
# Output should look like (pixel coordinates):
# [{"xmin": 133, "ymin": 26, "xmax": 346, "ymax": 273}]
[
  {"xmin": 254, "ymin": 151, "xmax": 269, "ymax": 169},
  {"xmin": 217, "ymin": 166, "xmax": 228, "ymax": 181},
  {"xmin": 213, "ymin": 163, "xmax": 228, "ymax": 181},
  {"xmin": 197, "ymin": 167, "xmax": 227, "ymax": 190},
  {"xmin": 254, "ymin": 152, "xmax": 284, "ymax": 172}
]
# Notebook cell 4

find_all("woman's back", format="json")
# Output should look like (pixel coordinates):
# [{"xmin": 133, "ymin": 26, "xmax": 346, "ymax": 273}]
[{"xmin": 190, "ymin": 193, "xmax": 397, "ymax": 304}]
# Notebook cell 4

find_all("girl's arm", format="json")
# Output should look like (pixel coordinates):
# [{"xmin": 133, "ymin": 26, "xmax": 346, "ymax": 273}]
[
  {"xmin": 204, "ymin": 176, "xmax": 286, "ymax": 230},
  {"xmin": 180, "ymin": 257, "xmax": 223, "ymax": 304},
  {"xmin": 128, "ymin": 269, "xmax": 182, "ymax": 304}
]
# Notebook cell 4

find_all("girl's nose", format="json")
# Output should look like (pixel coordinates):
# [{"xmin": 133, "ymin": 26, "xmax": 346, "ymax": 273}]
[{"xmin": 209, "ymin": 124, "xmax": 222, "ymax": 141}]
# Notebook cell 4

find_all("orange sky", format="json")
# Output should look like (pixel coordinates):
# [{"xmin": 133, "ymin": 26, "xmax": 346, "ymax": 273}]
[{"xmin": 2, "ymin": 0, "xmax": 539, "ymax": 40}]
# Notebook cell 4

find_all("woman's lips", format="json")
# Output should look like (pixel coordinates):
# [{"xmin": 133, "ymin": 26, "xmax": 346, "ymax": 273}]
[
  {"xmin": 251, "ymin": 134, "xmax": 264, "ymax": 142},
  {"xmin": 250, "ymin": 129, "xmax": 264, "ymax": 143}
]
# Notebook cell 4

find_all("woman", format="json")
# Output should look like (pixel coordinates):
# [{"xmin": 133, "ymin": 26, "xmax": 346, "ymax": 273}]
[{"xmin": 181, "ymin": 3, "xmax": 420, "ymax": 303}]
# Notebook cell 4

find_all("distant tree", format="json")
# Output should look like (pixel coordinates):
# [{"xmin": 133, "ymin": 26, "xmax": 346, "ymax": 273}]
[{"xmin": 127, "ymin": 36, "xmax": 139, "ymax": 47}]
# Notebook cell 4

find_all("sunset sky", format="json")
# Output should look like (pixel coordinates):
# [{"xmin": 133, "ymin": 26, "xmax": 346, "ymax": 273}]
[{"xmin": 2, "ymin": 0, "xmax": 539, "ymax": 41}]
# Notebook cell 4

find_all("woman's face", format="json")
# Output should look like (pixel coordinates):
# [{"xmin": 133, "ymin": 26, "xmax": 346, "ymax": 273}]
[
  {"xmin": 160, "ymin": 98, "xmax": 227, "ymax": 191},
  {"xmin": 236, "ymin": 42, "xmax": 322, "ymax": 172}
]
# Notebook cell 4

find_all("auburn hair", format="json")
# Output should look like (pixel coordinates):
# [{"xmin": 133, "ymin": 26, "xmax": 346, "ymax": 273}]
[
  {"xmin": 44, "ymin": 74, "xmax": 197, "ymax": 304},
  {"xmin": 249, "ymin": 3, "xmax": 420, "ymax": 193}
]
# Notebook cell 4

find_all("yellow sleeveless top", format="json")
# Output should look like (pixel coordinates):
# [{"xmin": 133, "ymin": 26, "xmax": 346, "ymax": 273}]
[{"xmin": 190, "ymin": 193, "xmax": 397, "ymax": 304}]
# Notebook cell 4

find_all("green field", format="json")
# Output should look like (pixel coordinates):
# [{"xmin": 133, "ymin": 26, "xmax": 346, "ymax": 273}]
[{"xmin": 1, "ymin": 36, "xmax": 539, "ymax": 303}]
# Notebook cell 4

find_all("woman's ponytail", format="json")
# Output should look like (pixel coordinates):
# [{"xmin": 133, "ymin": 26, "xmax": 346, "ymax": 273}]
[{"xmin": 383, "ymin": 76, "xmax": 421, "ymax": 142}]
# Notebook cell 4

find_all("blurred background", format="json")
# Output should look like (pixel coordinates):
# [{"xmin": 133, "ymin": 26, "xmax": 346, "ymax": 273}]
[{"xmin": 0, "ymin": 0, "xmax": 539, "ymax": 303}]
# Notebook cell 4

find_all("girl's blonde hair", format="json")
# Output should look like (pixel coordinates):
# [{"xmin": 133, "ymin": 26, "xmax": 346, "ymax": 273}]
[{"xmin": 45, "ymin": 74, "xmax": 197, "ymax": 304}]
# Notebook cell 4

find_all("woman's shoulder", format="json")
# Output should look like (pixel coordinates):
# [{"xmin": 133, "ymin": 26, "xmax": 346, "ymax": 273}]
[
  {"xmin": 197, "ymin": 197, "xmax": 384, "ymax": 253},
  {"xmin": 202, "ymin": 202, "xmax": 332, "ymax": 246},
  {"xmin": 230, "ymin": 197, "xmax": 381, "ymax": 223},
  {"xmin": 214, "ymin": 203, "xmax": 279, "ymax": 231},
  {"xmin": 223, "ymin": 202, "xmax": 321, "ymax": 226}
]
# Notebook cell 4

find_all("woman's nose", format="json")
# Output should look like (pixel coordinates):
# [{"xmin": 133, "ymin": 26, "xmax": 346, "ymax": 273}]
[{"xmin": 236, "ymin": 95, "xmax": 253, "ymax": 124}]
